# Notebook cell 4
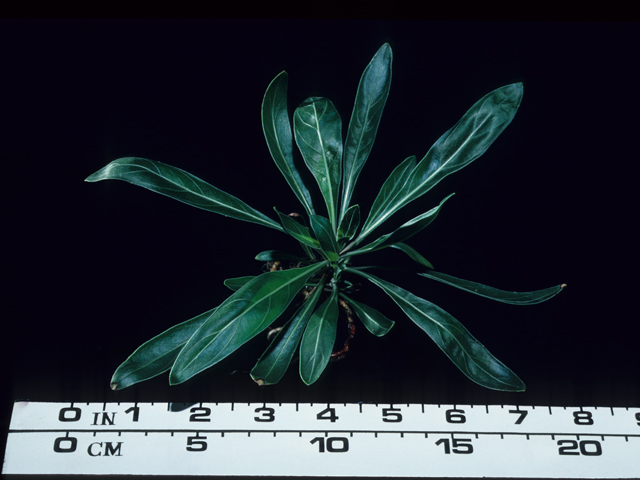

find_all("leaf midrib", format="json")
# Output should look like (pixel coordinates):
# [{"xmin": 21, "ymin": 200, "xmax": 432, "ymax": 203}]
[
  {"xmin": 178, "ymin": 265, "xmax": 323, "ymax": 375},
  {"xmin": 312, "ymin": 102, "xmax": 337, "ymax": 225},
  {"xmin": 342, "ymin": 65, "xmax": 385, "ymax": 212},
  {"xmin": 390, "ymin": 286, "xmax": 515, "ymax": 387},
  {"xmin": 359, "ymin": 271, "xmax": 517, "ymax": 388},
  {"xmin": 122, "ymin": 160, "xmax": 279, "ymax": 228},
  {"xmin": 266, "ymin": 81, "xmax": 313, "ymax": 216},
  {"xmin": 359, "ymin": 101, "xmax": 498, "ymax": 241}
]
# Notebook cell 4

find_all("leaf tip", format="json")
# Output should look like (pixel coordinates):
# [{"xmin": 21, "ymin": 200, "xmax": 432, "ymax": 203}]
[
  {"xmin": 168, "ymin": 369, "xmax": 183, "ymax": 386},
  {"xmin": 253, "ymin": 377, "xmax": 268, "ymax": 386},
  {"xmin": 499, "ymin": 381, "xmax": 525, "ymax": 393},
  {"xmin": 109, "ymin": 382, "xmax": 118, "ymax": 391},
  {"xmin": 503, "ymin": 82, "xmax": 524, "ymax": 101},
  {"xmin": 560, "ymin": 283, "xmax": 567, "ymax": 289},
  {"xmin": 513, "ymin": 378, "xmax": 526, "ymax": 392},
  {"xmin": 514, "ymin": 82, "xmax": 524, "ymax": 97}
]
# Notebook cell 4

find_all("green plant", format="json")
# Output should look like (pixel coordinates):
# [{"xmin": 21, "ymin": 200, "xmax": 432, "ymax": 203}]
[{"xmin": 87, "ymin": 43, "xmax": 564, "ymax": 392}]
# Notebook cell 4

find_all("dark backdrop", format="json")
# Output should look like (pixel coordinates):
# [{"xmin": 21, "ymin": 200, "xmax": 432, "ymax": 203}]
[{"xmin": 3, "ymin": 18, "xmax": 638, "ymax": 472}]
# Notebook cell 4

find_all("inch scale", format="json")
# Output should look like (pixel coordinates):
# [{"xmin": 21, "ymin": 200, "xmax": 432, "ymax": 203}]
[{"xmin": 3, "ymin": 402, "xmax": 639, "ymax": 477}]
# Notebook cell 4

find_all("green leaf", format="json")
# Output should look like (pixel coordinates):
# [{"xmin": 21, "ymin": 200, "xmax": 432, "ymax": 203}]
[
  {"xmin": 85, "ymin": 157, "xmax": 283, "ymax": 232},
  {"xmin": 359, "ymin": 84, "xmax": 523, "ymax": 243},
  {"xmin": 310, "ymin": 215, "xmax": 340, "ymax": 263},
  {"xmin": 355, "ymin": 156, "xmax": 416, "ymax": 244},
  {"xmin": 274, "ymin": 208, "xmax": 321, "ymax": 249},
  {"xmin": 110, "ymin": 307, "xmax": 215, "ymax": 390},
  {"xmin": 389, "ymin": 243, "xmax": 434, "ymax": 269},
  {"xmin": 169, "ymin": 262, "xmax": 327, "ymax": 384},
  {"xmin": 299, "ymin": 286, "xmax": 339, "ymax": 385},
  {"xmin": 250, "ymin": 279, "xmax": 325, "ymax": 385},
  {"xmin": 255, "ymin": 250, "xmax": 308, "ymax": 262},
  {"xmin": 338, "ymin": 204, "xmax": 360, "ymax": 243},
  {"xmin": 224, "ymin": 276, "xmax": 255, "ymax": 291},
  {"xmin": 262, "ymin": 71, "xmax": 315, "ymax": 216},
  {"xmin": 340, "ymin": 294, "xmax": 394, "ymax": 337},
  {"xmin": 294, "ymin": 97, "xmax": 343, "ymax": 227},
  {"xmin": 348, "ymin": 194, "xmax": 453, "ymax": 256},
  {"xmin": 349, "ymin": 269, "xmax": 525, "ymax": 391},
  {"xmin": 340, "ymin": 43, "xmax": 392, "ymax": 220},
  {"xmin": 419, "ymin": 271, "xmax": 566, "ymax": 305}
]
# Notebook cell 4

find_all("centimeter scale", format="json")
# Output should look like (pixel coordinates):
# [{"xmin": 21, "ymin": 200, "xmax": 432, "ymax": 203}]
[{"xmin": 3, "ymin": 402, "xmax": 639, "ymax": 477}]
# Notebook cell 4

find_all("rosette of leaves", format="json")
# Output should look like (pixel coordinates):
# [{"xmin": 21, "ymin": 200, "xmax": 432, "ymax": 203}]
[{"xmin": 87, "ymin": 43, "xmax": 564, "ymax": 392}]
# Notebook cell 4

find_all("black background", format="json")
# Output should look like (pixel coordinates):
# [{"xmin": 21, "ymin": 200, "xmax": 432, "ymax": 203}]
[{"xmin": 2, "ymin": 18, "xmax": 639, "ymax": 477}]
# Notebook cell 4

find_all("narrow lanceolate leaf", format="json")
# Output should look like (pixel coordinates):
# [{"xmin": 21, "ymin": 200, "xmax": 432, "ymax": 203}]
[
  {"xmin": 347, "ymin": 194, "xmax": 454, "ymax": 256},
  {"xmin": 357, "ymin": 156, "xmax": 417, "ymax": 245},
  {"xmin": 349, "ymin": 269, "xmax": 525, "ymax": 391},
  {"xmin": 338, "ymin": 204, "xmax": 360, "ymax": 243},
  {"xmin": 85, "ymin": 157, "xmax": 283, "ymax": 232},
  {"xmin": 251, "ymin": 280, "xmax": 325, "ymax": 386},
  {"xmin": 274, "ymin": 208, "xmax": 320, "ymax": 249},
  {"xmin": 300, "ymin": 286, "xmax": 339, "ymax": 385},
  {"xmin": 294, "ymin": 97, "xmax": 343, "ymax": 227},
  {"xmin": 419, "ymin": 271, "xmax": 566, "ymax": 305},
  {"xmin": 390, "ymin": 243, "xmax": 434, "ymax": 269},
  {"xmin": 110, "ymin": 307, "xmax": 215, "ymax": 390},
  {"xmin": 169, "ymin": 262, "xmax": 327, "ymax": 384},
  {"xmin": 310, "ymin": 215, "xmax": 340, "ymax": 263},
  {"xmin": 262, "ymin": 71, "xmax": 315, "ymax": 216},
  {"xmin": 340, "ymin": 43, "xmax": 392, "ymax": 221},
  {"xmin": 340, "ymin": 294, "xmax": 394, "ymax": 337},
  {"xmin": 224, "ymin": 276, "xmax": 255, "ymax": 291},
  {"xmin": 359, "ymin": 84, "xmax": 523, "ymax": 243}
]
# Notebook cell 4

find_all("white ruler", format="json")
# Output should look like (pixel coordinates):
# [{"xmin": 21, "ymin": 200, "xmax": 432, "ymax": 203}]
[{"xmin": 3, "ymin": 401, "xmax": 639, "ymax": 477}]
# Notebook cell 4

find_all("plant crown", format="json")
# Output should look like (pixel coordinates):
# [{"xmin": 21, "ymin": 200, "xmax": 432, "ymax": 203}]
[{"xmin": 86, "ymin": 44, "xmax": 564, "ymax": 391}]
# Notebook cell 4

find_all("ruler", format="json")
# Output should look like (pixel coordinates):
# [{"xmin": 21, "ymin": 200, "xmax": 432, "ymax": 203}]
[{"xmin": 3, "ymin": 402, "xmax": 639, "ymax": 477}]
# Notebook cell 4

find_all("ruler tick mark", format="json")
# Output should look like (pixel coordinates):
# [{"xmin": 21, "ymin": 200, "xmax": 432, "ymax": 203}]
[{"xmin": 6, "ymin": 402, "xmax": 640, "ymax": 477}]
